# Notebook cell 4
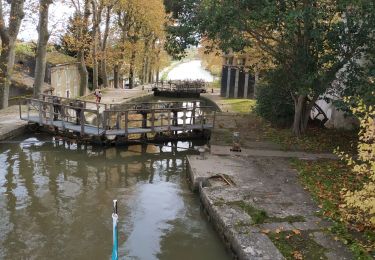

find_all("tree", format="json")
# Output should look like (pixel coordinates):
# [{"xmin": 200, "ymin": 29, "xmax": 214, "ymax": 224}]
[
  {"xmin": 163, "ymin": 0, "xmax": 199, "ymax": 59},
  {"xmin": 165, "ymin": 0, "xmax": 375, "ymax": 136},
  {"xmin": 67, "ymin": 0, "xmax": 91, "ymax": 95},
  {"xmin": 0, "ymin": 0, "xmax": 25, "ymax": 109},
  {"xmin": 34, "ymin": 0, "xmax": 53, "ymax": 97},
  {"xmin": 99, "ymin": 3, "xmax": 114, "ymax": 88},
  {"xmin": 90, "ymin": 0, "xmax": 105, "ymax": 90},
  {"xmin": 115, "ymin": 0, "xmax": 166, "ymax": 88}
]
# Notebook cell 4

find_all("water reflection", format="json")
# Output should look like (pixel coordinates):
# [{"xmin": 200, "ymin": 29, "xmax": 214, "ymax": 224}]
[{"xmin": 0, "ymin": 134, "xmax": 230, "ymax": 260}]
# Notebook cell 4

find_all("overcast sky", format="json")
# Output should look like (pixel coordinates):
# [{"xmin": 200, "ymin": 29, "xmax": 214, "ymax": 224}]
[{"xmin": 19, "ymin": 2, "xmax": 74, "ymax": 43}]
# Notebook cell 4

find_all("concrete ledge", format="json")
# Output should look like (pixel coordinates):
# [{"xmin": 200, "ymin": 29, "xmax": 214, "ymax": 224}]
[
  {"xmin": 199, "ymin": 185, "xmax": 284, "ymax": 260},
  {"xmin": 186, "ymin": 152, "xmax": 354, "ymax": 260},
  {"xmin": 211, "ymin": 145, "xmax": 338, "ymax": 160},
  {"xmin": 0, "ymin": 123, "xmax": 28, "ymax": 141}
]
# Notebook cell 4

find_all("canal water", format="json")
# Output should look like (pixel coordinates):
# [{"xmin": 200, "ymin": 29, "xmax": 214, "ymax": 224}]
[
  {"xmin": 0, "ymin": 133, "xmax": 230, "ymax": 260},
  {"xmin": 166, "ymin": 60, "xmax": 214, "ymax": 82}
]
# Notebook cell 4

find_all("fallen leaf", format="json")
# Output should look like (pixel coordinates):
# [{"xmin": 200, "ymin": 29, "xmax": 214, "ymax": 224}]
[
  {"xmin": 292, "ymin": 250, "xmax": 303, "ymax": 260},
  {"xmin": 292, "ymin": 229, "xmax": 301, "ymax": 235},
  {"xmin": 261, "ymin": 229, "xmax": 270, "ymax": 234}
]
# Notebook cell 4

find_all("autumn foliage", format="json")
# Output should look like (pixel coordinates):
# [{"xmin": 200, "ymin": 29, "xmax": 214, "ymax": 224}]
[{"xmin": 336, "ymin": 97, "xmax": 375, "ymax": 229}]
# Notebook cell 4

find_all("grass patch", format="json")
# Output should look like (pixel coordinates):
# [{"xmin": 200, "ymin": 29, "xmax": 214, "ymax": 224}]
[
  {"xmin": 268, "ymin": 230, "xmax": 327, "ymax": 260},
  {"xmin": 212, "ymin": 102, "xmax": 357, "ymax": 153},
  {"xmin": 264, "ymin": 126, "xmax": 358, "ymax": 153},
  {"xmin": 208, "ymin": 79, "xmax": 221, "ymax": 89},
  {"xmin": 228, "ymin": 201, "xmax": 305, "ymax": 225},
  {"xmin": 291, "ymin": 159, "xmax": 374, "ymax": 259},
  {"xmin": 220, "ymin": 99, "xmax": 256, "ymax": 114}
]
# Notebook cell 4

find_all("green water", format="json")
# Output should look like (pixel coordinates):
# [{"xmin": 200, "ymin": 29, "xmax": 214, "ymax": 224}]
[{"xmin": 0, "ymin": 133, "xmax": 230, "ymax": 260}]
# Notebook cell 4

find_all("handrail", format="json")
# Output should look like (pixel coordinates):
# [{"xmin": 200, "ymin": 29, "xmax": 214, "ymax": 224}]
[
  {"xmin": 39, "ymin": 93, "xmax": 108, "ymax": 106},
  {"xmin": 25, "ymin": 98, "xmax": 99, "ymax": 114},
  {"xmin": 105, "ymin": 106, "xmax": 214, "ymax": 113}
]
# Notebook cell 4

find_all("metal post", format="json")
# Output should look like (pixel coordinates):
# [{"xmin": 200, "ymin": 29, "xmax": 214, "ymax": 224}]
[
  {"xmin": 213, "ymin": 111, "xmax": 217, "ymax": 129},
  {"xmin": 125, "ymin": 111, "xmax": 129, "ymax": 136},
  {"xmin": 183, "ymin": 109, "xmax": 186, "ymax": 131},
  {"xmin": 151, "ymin": 110, "xmax": 155, "ymax": 132},
  {"xmin": 38, "ymin": 101, "xmax": 43, "ymax": 124},
  {"xmin": 80, "ymin": 109, "xmax": 85, "ymax": 136},
  {"xmin": 27, "ymin": 100, "xmax": 30, "ymax": 120},
  {"xmin": 112, "ymin": 200, "xmax": 119, "ymax": 260},
  {"xmin": 116, "ymin": 113, "xmax": 120, "ymax": 129},
  {"xmin": 18, "ymin": 99, "xmax": 22, "ymax": 119},
  {"xmin": 103, "ymin": 111, "xmax": 107, "ymax": 135},
  {"xmin": 201, "ymin": 111, "xmax": 204, "ymax": 130},
  {"xmin": 167, "ymin": 110, "xmax": 171, "ymax": 131},
  {"xmin": 97, "ymin": 109, "xmax": 100, "ymax": 136},
  {"xmin": 62, "ymin": 106, "xmax": 65, "ymax": 131},
  {"xmin": 192, "ymin": 102, "xmax": 196, "ymax": 124},
  {"xmin": 49, "ymin": 102, "xmax": 53, "ymax": 126}
]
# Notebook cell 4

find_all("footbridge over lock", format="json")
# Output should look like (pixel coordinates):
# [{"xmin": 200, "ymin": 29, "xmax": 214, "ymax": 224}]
[{"xmin": 19, "ymin": 94, "xmax": 216, "ymax": 145}]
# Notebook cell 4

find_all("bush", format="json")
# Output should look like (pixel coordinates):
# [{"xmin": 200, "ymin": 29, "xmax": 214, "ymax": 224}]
[
  {"xmin": 255, "ymin": 79, "xmax": 294, "ymax": 127},
  {"xmin": 336, "ymin": 96, "xmax": 375, "ymax": 229}
]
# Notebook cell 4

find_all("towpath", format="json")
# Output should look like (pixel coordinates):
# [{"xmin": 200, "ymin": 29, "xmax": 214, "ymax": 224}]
[{"xmin": 189, "ymin": 90, "xmax": 355, "ymax": 259}]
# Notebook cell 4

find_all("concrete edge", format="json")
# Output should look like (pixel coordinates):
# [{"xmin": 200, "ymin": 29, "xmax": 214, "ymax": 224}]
[
  {"xmin": 0, "ymin": 124, "xmax": 29, "ymax": 142},
  {"xmin": 186, "ymin": 156, "xmax": 284, "ymax": 260}
]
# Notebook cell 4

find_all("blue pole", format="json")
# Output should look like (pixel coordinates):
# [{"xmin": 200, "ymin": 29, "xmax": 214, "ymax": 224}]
[{"xmin": 112, "ymin": 200, "xmax": 118, "ymax": 260}]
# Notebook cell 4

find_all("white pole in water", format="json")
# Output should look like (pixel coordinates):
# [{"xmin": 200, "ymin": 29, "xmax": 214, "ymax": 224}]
[{"xmin": 112, "ymin": 200, "xmax": 119, "ymax": 260}]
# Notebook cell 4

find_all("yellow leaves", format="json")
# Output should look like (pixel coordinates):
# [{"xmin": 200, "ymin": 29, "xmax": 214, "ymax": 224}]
[
  {"xmin": 335, "ymin": 98, "xmax": 375, "ymax": 229},
  {"xmin": 292, "ymin": 250, "xmax": 303, "ymax": 260}
]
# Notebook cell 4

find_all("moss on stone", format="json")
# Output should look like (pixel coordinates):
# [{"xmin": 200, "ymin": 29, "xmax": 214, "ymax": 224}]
[
  {"xmin": 268, "ymin": 230, "xmax": 327, "ymax": 260},
  {"xmin": 228, "ymin": 200, "xmax": 305, "ymax": 225}
]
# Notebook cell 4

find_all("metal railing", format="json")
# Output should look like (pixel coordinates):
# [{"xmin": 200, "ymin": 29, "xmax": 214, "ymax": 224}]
[{"xmin": 20, "ymin": 97, "xmax": 216, "ymax": 138}]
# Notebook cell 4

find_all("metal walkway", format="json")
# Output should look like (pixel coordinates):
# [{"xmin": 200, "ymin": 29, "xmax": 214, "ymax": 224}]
[{"xmin": 19, "ymin": 95, "xmax": 216, "ymax": 142}]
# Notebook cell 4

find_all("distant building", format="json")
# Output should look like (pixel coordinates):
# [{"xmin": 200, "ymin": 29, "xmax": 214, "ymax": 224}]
[
  {"xmin": 221, "ymin": 52, "xmax": 255, "ymax": 99},
  {"xmin": 50, "ymin": 62, "xmax": 81, "ymax": 98},
  {"xmin": 15, "ymin": 48, "xmax": 81, "ymax": 98}
]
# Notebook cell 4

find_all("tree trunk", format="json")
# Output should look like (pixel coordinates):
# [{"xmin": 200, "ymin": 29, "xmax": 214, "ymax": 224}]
[
  {"xmin": 92, "ymin": 27, "xmax": 99, "ymax": 89},
  {"xmin": 76, "ymin": 0, "xmax": 89, "ymax": 96},
  {"xmin": 34, "ymin": 0, "xmax": 52, "ymax": 97},
  {"xmin": 141, "ymin": 56, "xmax": 147, "ymax": 84},
  {"xmin": 91, "ymin": 0, "xmax": 103, "ymax": 90},
  {"xmin": 100, "ymin": 6, "xmax": 111, "ymax": 88},
  {"xmin": 144, "ymin": 56, "xmax": 149, "ymax": 84},
  {"xmin": 77, "ymin": 52, "xmax": 88, "ymax": 96},
  {"xmin": 114, "ymin": 65, "xmax": 119, "ymax": 89},
  {"xmin": 100, "ymin": 60, "xmax": 108, "ymax": 87},
  {"xmin": 0, "ymin": 42, "xmax": 12, "ymax": 109},
  {"xmin": 254, "ymin": 69, "xmax": 259, "ymax": 98},
  {"xmin": 156, "ymin": 65, "xmax": 160, "ymax": 84},
  {"xmin": 292, "ymin": 94, "xmax": 316, "ymax": 136},
  {"xmin": 0, "ymin": 0, "xmax": 25, "ymax": 109},
  {"xmin": 148, "ymin": 65, "xmax": 153, "ymax": 83},
  {"xmin": 129, "ymin": 46, "xmax": 136, "ymax": 89}
]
